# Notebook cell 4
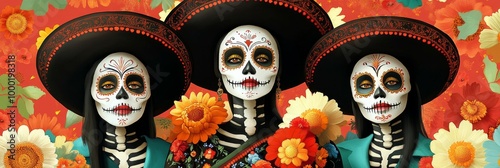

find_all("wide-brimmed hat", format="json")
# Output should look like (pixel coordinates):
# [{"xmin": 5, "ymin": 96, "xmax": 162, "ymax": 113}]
[
  {"xmin": 37, "ymin": 11, "xmax": 191, "ymax": 116},
  {"xmin": 165, "ymin": 0, "xmax": 333, "ymax": 91},
  {"xmin": 305, "ymin": 16, "xmax": 459, "ymax": 115}
]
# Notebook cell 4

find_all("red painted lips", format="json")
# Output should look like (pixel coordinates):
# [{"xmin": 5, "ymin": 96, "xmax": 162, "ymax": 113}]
[
  {"xmin": 242, "ymin": 78, "xmax": 258, "ymax": 87},
  {"xmin": 373, "ymin": 103, "xmax": 391, "ymax": 111},
  {"xmin": 114, "ymin": 105, "xmax": 132, "ymax": 115}
]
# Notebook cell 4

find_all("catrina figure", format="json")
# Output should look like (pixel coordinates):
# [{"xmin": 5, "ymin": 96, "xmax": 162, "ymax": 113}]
[
  {"xmin": 36, "ymin": 12, "xmax": 191, "ymax": 168},
  {"xmin": 305, "ymin": 16, "xmax": 460, "ymax": 167},
  {"xmin": 163, "ymin": 0, "xmax": 342, "ymax": 167}
]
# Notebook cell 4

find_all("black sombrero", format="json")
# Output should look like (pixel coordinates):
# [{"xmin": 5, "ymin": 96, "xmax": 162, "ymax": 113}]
[
  {"xmin": 37, "ymin": 11, "xmax": 191, "ymax": 116},
  {"xmin": 165, "ymin": 0, "xmax": 333, "ymax": 91},
  {"xmin": 305, "ymin": 16, "xmax": 460, "ymax": 115}
]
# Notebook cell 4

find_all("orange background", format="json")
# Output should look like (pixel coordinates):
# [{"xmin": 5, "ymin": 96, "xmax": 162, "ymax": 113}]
[{"xmin": 0, "ymin": 0, "xmax": 500, "ymax": 142}]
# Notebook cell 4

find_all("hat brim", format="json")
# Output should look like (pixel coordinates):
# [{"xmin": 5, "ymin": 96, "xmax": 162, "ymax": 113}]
[
  {"xmin": 165, "ymin": 0, "xmax": 332, "ymax": 91},
  {"xmin": 37, "ymin": 11, "xmax": 191, "ymax": 116},
  {"xmin": 306, "ymin": 16, "xmax": 459, "ymax": 115}
]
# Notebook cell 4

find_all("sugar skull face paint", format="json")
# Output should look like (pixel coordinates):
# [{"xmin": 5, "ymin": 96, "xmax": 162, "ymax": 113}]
[
  {"xmin": 218, "ymin": 25, "xmax": 279, "ymax": 100},
  {"xmin": 91, "ymin": 52, "xmax": 151, "ymax": 127},
  {"xmin": 350, "ymin": 54, "xmax": 411, "ymax": 123}
]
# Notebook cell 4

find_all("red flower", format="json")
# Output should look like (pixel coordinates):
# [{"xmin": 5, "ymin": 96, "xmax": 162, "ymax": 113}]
[
  {"xmin": 265, "ymin": 127, "xmax": 318, "ymax": 168},
  {"xmin": 418, "ymin": 157, "xmax": 433, "ymax": 168},
  {"xmin": 170, "ymin": 139, "xmax": 188, "ymax": 153},
  {"xmin": 447, "ymin": 82, "xmax": 500, "ymax": 132},
  {"xmin": 290, "ymin": 117, "xmax": 310, "ymax": 129},
  {"xmin": 170, "ymin": 139, "xmax": 188, "ymax": 161},
  {"xmin": 252, "ymin": 160, "xmax": 272, "ymax": 168},
  {"xmin": 203, "ymin": 148, "xmax": 216, "ymax": 160}
]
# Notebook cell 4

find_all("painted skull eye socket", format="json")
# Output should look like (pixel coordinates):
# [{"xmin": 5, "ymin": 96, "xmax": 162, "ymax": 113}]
[
  {"xmin": 356, "ymin": 75, "xmax": 374, "ymax": 95},
  {"xmin": 98, "ymin": 75, "xmax": 118, "ymax": 94},
  {"xmin": 383, "ymin": 71, "xmax": 402, "ymax": 91},
  {"xmin": 253, "ymin": 47, "xmax": 273, "ymax": 67},
  {"xmin": 224, "ymin": 47, "xmax": 245, "ymax": 67},
  {"xmin": 125, "ymin": 74, "xmax": 145, "ymax": 94}
]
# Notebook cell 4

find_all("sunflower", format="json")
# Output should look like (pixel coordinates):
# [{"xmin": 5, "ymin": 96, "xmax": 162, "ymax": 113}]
[
  {"xmin": 0, "ymin": 6, "xmax": 34, "ymax": 41},
  {"xmin": 434, "ymin": 0, "xmax": 492, "ymax": 58},
  {"xmin": 265, "ymin": 126, "xmax": 318, "ymax": 168},
  {"xmin": 18, "ymin": 113, "xmax": 74, "ymax": 141},
  {"xmin": 169, "ymin": 92, "xmax": 227, "ymax": 144},
  {"xmin": 36, "ymin": 24, "xmax": 60, "ymax": 50},
  {"xmin": 446, "ymin": 82, "xmax": 500, "ymax": 132},
  {"xmin": 431, "ymin": 120, "xmax": 488, "ymax": 168},
  {"xmin": 483, "ymin": 125, "xmax": 500, "ymax": 168},
  {"xmin": 281, "ymin": 89, "xmax": 346, "ymax": 145},
  {"xmin": 0, "ymin": 125, "xmax": 58, "ymax": 167}
]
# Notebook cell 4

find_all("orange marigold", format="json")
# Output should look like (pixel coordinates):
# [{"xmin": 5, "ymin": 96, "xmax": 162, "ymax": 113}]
[
  {"xmin": 265, "ymin": 126, "xmax": 318, "ymax": 168},
  {"xmin": 18, "ymin": 113, "xmax": 74, "ymax": 140},
  {"xmin": 169, "ymin": 92, "xmax": 227, "ymax": 144},
  {"xmin": 0, "ymin": 6, "xmax": 33, "ymax": 41}
]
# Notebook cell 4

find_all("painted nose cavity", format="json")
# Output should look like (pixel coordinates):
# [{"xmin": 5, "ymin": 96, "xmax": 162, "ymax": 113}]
[
  {"xmin": 374, "ymin": 87, "xmax": 386, "ymax": 99},
  {"xmin": 242, "ymin": 61, "xmax": 256, "ymax": 75},
  {"xmin": 116, "ymin": 87, "xmax": 129, "ymax": 99}
]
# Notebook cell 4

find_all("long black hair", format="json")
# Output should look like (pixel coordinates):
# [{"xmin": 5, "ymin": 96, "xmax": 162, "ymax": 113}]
[
  {"xmin": 81, "ymin": 59, "xmax": 156, "ymax": 168},
  {"xmin": 352, "ymin": 81, "xmax": 427, "ymax": 168}
]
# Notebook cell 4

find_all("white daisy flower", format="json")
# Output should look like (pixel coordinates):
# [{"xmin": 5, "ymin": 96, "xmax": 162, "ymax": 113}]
[
  {"xmin": 280, "ymin": 89, "xmax": 346, "ymax": 145},
  {"xmin": 0, "ymin": 125, "xmax": 58, "ymax": 168},
  {"xmin": 480, "ymin": 9, "xmax": 500, "ymax": 49},
  {"xmin": 431, "ymin": 120, "xmax": 488, "ymax": 168},
  {"xmin": 327, "ymin": 7, "xmax": 346, "ymax": 28}
]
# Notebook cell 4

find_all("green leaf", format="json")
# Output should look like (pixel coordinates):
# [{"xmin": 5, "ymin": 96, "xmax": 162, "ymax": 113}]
[
  {"xmin": 483, "ymin": 56, "xmax": 498, "ymax": 83},
  {"xmin": 457, "ymin": 10, "xmax": 482, "ymax": 40},
  {"xmin": 21, "ymin": 0, "xmax": 67, "ymax": 16},
  {"xmin": 33, "ymin": 1, "xmax": 50, "ymax": 16},
  {"xmin": 0, "ymin": 96, "xmax": 12, "ymax": 109},
  {"xmin": 50, "ymin": 0, "xmax": 68, "ymax": 9},
  {"xmin": 65, "ymin": 110, "xmax": 83, "ymax": 128},
  {"xmin": 22, "ymin": 86, "xmax": 45, "ymax": 100},
  {"xmin": 18, "ymin": 96, "xmax": 34, "ymax": 119},
  {"xmin": 490, "ymin": 83, "xmax": 500, "ymax": 93},
  {"xmin": 161, "ymin": 0, "xmax": 175, "ymax": 11},
  {"xmin": 20, "ymin": 0, "xmax": 36, "ymax": 10},
  {"xmin": 150, "ymin": 0, "xmax": 162, "ymax": 9},
  {"xmin": 0, "ymin": 74, "xmax": 19, "ymax": 88}
]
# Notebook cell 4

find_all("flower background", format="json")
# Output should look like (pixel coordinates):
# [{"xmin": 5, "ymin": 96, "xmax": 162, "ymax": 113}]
[{"xmin": 0, "ymin": 0, "xmax": 500, "ymax": 167}]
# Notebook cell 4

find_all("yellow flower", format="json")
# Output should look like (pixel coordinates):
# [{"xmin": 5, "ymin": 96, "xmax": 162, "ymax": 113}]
[
  {"xmin": 0, "ymin": 125, "xmax": 58, "ymax": 167},
  {"xmin": 36, "ymin": 24, "xmax": 59, "ymax": 49},
  {"xmin": 281, "ymin": 89, "xmax": 346, "ymax": 145},
  {"xmin": 169, "ymin": 92, "xmax": 227, "ymax": 144},
  {"xmin": 277, "ymin": 138, "xmax": 309, "ymax": 166},
  {"xmin": 431, "ymin": 120, "xmax": 488, "ymax": 168}
]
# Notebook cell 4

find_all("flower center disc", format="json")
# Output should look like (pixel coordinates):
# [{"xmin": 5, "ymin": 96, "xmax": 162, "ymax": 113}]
[
  {"xmin": 186, "ymin": 104, "xmax": 206, "ymax": 122},
  {"xmin": 301, "ymin": 109, "xmax": 328, "ymax": 135},
  {"xmin": 284, "ymin": 145, "xmax": 298, "ymax": 158},
  {"xmin": 448, "ymin": 141, "xmax": 475, "ymax": 167},
  {"xmin": 3, "ymin": 142, "xmax": 44, "ymax": 168},
  {"xmin": 460, "ymin": 100, "xmax": 487, "ymax": 123},
  {"xmin": 6, "ymin": 13, "xmax": 27, "ymax": 34}
]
